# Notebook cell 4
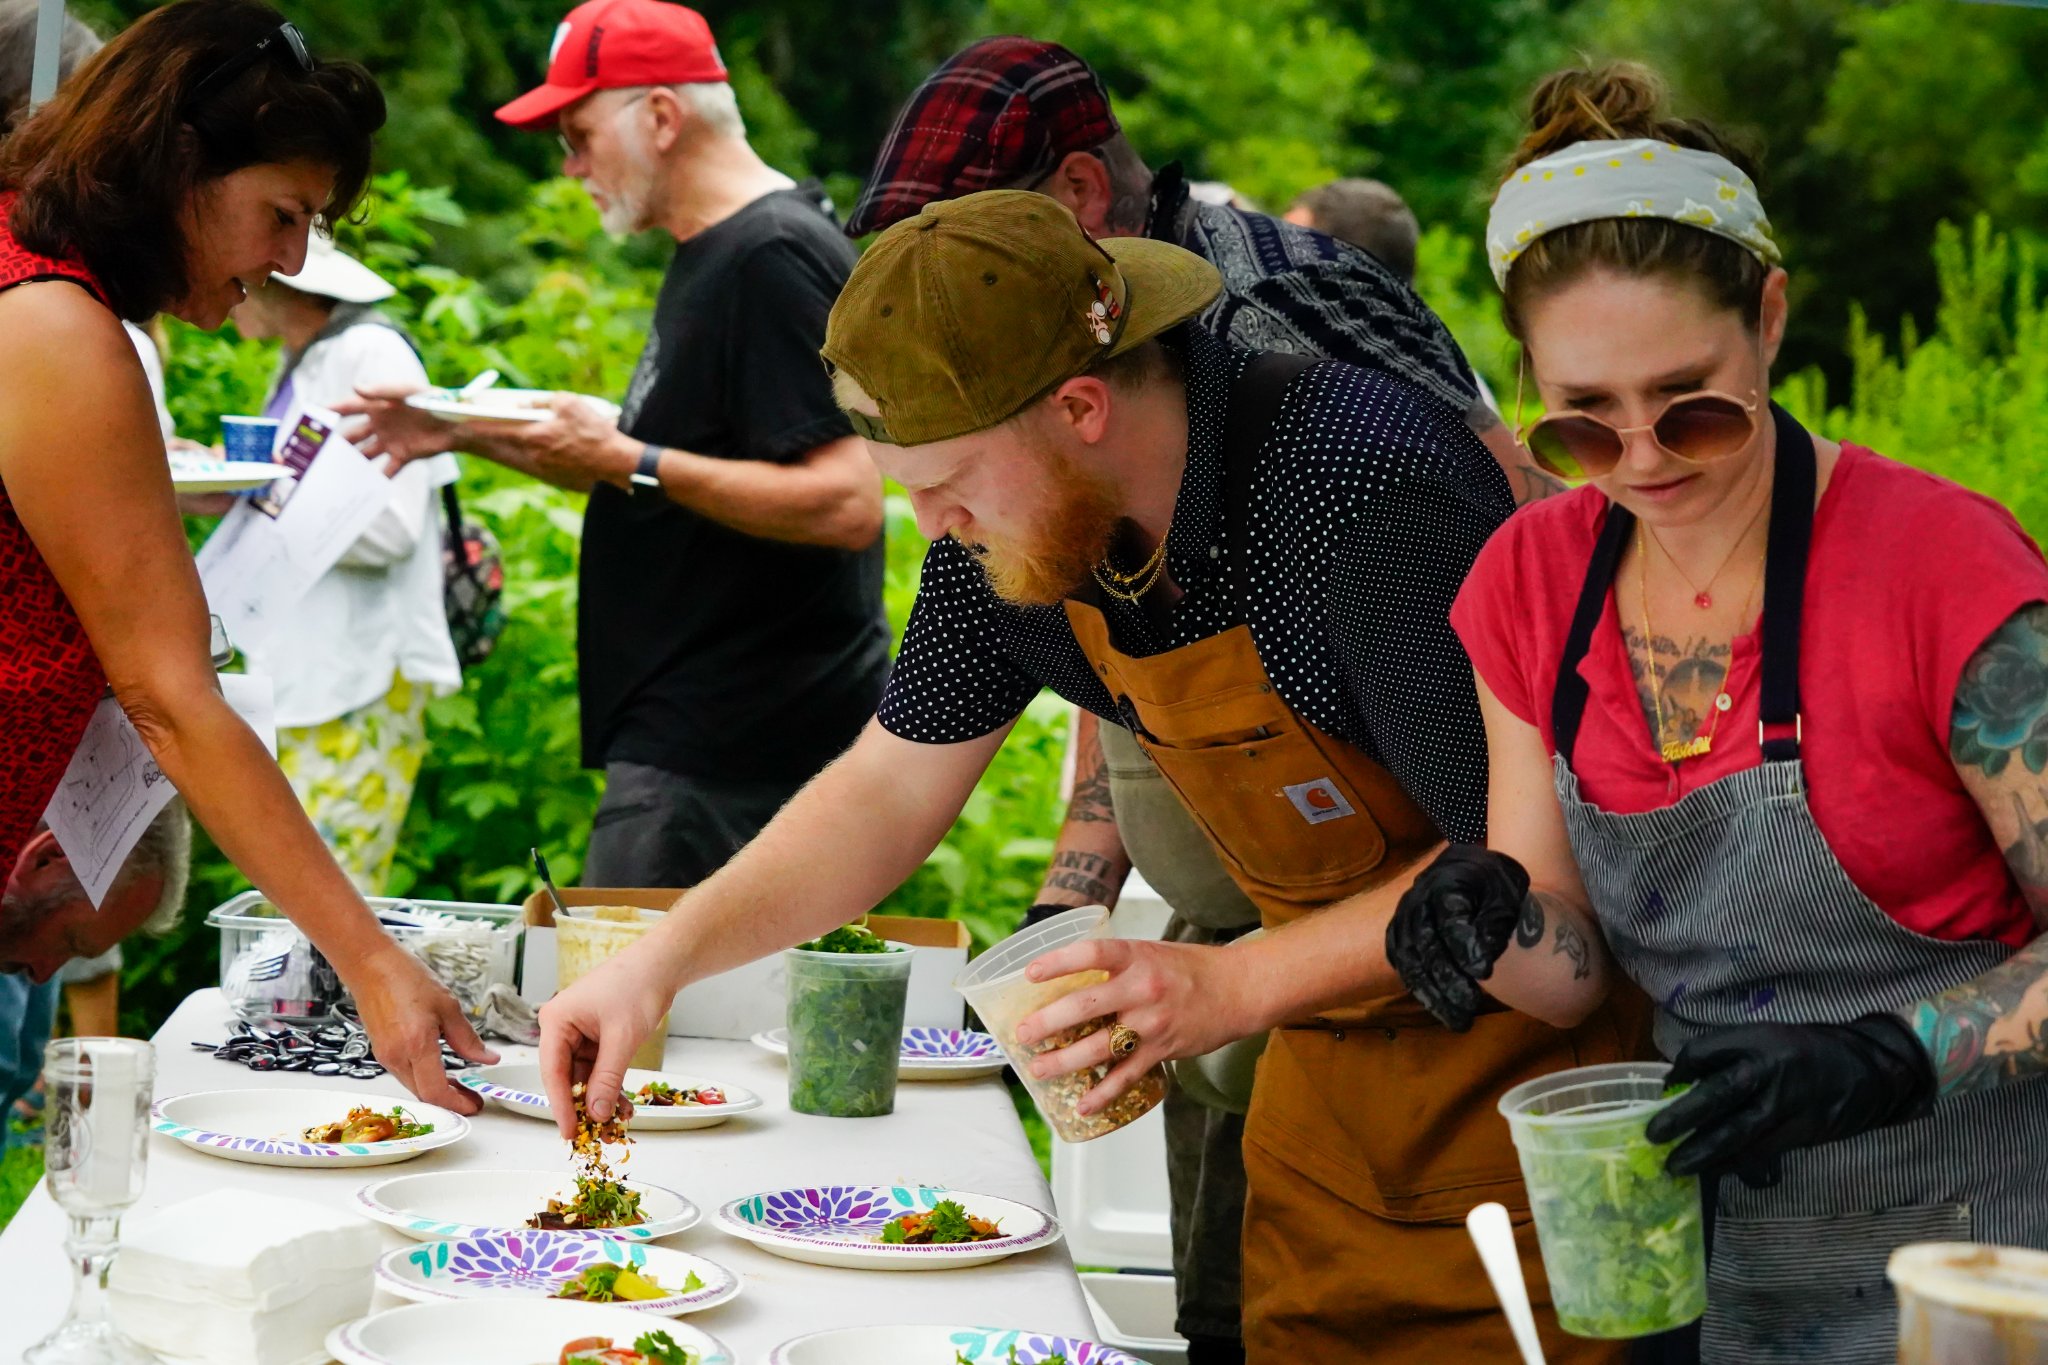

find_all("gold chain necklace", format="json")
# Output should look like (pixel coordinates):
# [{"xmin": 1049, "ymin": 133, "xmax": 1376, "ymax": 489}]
[
  {"xmin": 1637, "ymin": 523, "xmax": 1757, "ymax": 763},
  {"xmin": 1644, "ymin": 494, "xmax": 1768, "ymax": 610},
  {"xmin": 1092, "ymin": 535, "xmax": 1169, "ymax": 603}
]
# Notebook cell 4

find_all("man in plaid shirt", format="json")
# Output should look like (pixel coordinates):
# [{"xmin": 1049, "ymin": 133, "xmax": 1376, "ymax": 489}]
[{"xmin": 844, "ymin": 37, "xmax": 1556, "ymax": 1365}]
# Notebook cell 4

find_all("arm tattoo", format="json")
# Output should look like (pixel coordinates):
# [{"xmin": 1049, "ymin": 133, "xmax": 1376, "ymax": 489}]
[
  {"xmin": 1041, "ymin": 850, "xmax": 1116, "ymax": 905},
  {"xmin": 1514, "ymin": 890, "xmax": 1591, "ymax": 979},
  {"xmin": 1512, "ymin": 464, "xmax": 1573, "ymax": 506},
  {"xmin": 1553, "ymin": 919, "xmax": 1593, "ymax": 981},
  {"xmin": 1066, "ymin": 747, "xmax": 1116, "ymax": 824},
  {"xmin": 1951, "ymin": 602, "xmax": 2048, "ymax": 779},
  {"xmin": 1903, "ymin": 936, "xmax": 2048, "ymax": 1095},
  {"xmin": 1515, "ymin": 892, "xmax": 1546, "ymax": 949}
]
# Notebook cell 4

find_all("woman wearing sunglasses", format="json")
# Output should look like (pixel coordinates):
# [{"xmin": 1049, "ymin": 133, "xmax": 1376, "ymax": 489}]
[
  {"xmin": 1386, "ymin": 63, "xmax": 2048, "ymax": 1362},
  {"xmin": 0, "ymin": 0, "xmax": 492, "ymax": 1111}
]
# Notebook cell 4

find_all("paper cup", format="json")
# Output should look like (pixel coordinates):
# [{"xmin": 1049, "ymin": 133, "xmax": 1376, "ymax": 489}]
[
  {"xmin": 953, "ymin": 906, "xmax": 1166, "ymax": 1143},
  {"xmin": 554, "ymin": 906, "xmax": 667, "ymax": 1070},
  {"xmin": 1499, "ymin": 1061, "xmax": 1707, "ymax": 1338},
  {"xmin": 219, "ymin": 415, "xmax": 280, "ymax": 462}
]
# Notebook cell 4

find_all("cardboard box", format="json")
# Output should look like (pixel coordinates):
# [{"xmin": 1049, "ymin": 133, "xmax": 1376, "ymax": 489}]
[{"xmin": 520, "ymin": 889, "xmax": 971, "ymax": 1040}]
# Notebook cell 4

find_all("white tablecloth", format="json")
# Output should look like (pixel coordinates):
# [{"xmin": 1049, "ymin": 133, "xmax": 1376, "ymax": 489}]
[{"xmin": 0, "ymin": 990, "xmax": 1093, "ymax": 1361}]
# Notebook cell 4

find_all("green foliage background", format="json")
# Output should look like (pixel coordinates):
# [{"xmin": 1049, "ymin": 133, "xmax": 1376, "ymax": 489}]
[{"xmin": 62, "ymin": 0, "xmax": 2048, "ymax": 1040}]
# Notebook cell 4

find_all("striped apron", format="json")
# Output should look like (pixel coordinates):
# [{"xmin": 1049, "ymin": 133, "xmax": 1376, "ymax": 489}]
[{"xmin": 1549, "ymin": 404, "xmax": 2048, "ymax": 1364}]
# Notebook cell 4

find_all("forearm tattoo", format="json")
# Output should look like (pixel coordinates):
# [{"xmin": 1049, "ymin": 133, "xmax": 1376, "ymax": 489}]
[
  {"xmin": 1041, "ymin": 850, "xmax": 1118, "ymax": 905},
  {"xmin": 1903, "ymin": 936, "xmax": 2048, "ymax": 1095},
  {"xmin": 1914, "ymin": 602, "xmax": 2048, "ymax": 1091},
  {"xmin": 1515, "ymin": 890, "xmax": 1592, "ymax": 980},
  {"xmin": 1067, "ymin": 749, "xmax": 1116, "ymax": 824}
]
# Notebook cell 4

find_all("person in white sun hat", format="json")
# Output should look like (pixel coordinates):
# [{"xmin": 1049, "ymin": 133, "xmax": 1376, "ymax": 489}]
[{"xmin": 223, "ymin": 233, "xmax": 463, "ymax": 893}]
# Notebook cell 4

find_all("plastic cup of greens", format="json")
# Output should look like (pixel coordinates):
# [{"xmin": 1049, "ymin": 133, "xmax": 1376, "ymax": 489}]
[
  {"xmin": 783, "ymin": 924, "xmax": 913, "ymax": 1118},
  {"xmin": 1499, "ymin": 1060, "xmax": 1708, "ymax": 1339}
]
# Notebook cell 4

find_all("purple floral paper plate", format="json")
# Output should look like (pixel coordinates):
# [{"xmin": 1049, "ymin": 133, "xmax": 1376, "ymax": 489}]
[
  {"xmin": 715, "ymin": 1184, "xmax": 1062, "ymax": 1270},
  {"xmin": 151, "ymin": 1088, "xmax": 467, "ymax": 1168},
  {"xmin": 770, "ymin": 1325, "xmax": 1144, "ymax": 1365},
  {"xmin": 375, "ymin": 1229, "xmax": 741, "ymax": 1315},
  {"xmin": 750, "ymin": 1027, "xmax": 1005, "ymax": 1080}
]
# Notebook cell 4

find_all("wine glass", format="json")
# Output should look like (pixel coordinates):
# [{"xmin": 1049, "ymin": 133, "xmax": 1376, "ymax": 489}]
[{"xmin": 28, "ymin": 1037, "xmax": 159, "ymax": 1365}]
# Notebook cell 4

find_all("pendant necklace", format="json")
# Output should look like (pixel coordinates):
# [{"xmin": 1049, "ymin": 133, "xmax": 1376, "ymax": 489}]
[
  {"xmin": 1637, "ymin": 523, "xmax": 1758, "ymax": 764},
  {"xmin": 1093, "ymin": 534, "xmax": 1169, "ymax": 604},
  {"xmin": 1644, "ymin": 494, "xmax": 1768, "ymax": 610}
]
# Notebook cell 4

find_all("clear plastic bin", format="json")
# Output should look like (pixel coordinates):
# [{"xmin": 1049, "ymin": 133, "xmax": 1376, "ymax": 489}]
[
  {"xmin": 1892, "ymin": 1243, "xmax": 2048, "ymax": 1364},
  {"xmin": 553, "ymin": 905, "xmax": 667, "ymax": 1069},
  {"xmin": 209, "ymin": 892, "xmax": 522, "ymax": 1023},
  {"xmin": 1499, "ymin": 1060, "xmax": 1707, "ymax": 1339},
  {"xmin": 955, "ymin": 905, "xmax": 1167, "ymax": 1143}
]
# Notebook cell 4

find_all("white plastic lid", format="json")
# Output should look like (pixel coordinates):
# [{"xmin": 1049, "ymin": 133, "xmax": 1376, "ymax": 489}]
[{"xmin": 1889, "ymin": 1243, "xmax": 2048, "ymax": 1321}]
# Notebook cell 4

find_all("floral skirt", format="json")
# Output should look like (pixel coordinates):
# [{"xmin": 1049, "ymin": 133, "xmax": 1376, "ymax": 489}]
[{"xmin": 276, "ymin": 673, "xmax": 431, "ymax": 896}]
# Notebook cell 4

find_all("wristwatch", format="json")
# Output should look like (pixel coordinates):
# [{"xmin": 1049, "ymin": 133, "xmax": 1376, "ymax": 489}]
[{"xmin": 629, "ymin": 442, "xmax": 663, "ymax": 495}]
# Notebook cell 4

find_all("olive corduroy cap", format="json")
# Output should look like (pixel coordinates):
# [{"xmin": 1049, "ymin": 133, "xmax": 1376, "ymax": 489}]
[{"xmin": 821, "ymin": 190, "xmax": 1223, "ymax": 447}]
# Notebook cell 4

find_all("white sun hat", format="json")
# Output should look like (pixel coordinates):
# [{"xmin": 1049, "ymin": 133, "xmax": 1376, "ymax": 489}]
[{"xmin": 270, "ymin": 233, "xmax": 396, "ymax": 304}]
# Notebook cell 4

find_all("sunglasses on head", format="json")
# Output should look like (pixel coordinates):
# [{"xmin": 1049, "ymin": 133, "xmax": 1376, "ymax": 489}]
[
  {"xmin": 1514, "ymin": 355, "xmax": 1761, "ymax": 481},
  {"xmin": 184, "ymin": 22, "xmax": 313, "ymax": 115}
]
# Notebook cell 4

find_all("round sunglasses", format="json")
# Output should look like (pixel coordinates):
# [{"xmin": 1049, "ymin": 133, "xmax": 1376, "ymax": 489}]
[{"xmin": 1515, "ymin": 358, "xmax": 1761, "ymax": 481}]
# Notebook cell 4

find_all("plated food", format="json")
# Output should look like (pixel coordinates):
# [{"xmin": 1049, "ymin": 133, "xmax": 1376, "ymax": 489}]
[
  {"xmin": 766, "ymin": 1326, "xmax": 1144, "ymax": 1365},
  {"xmin": 325, "ymin": 1299, "xmax": 730, "ymax": 1365},
  {"xmin": 878, "ymin": 1200, "xmax": 1002, "ymax": 1245},
  {"xmin": 715, "ymin": 1185, "xmax": 1061, "ymax": 1271},
  {"xmin": 750, "ymin": 1026, "xmax": 1007, "ymax": 1082},
  {"xmin": 375, "ymin": 1232, "xmax": 741, "ymax": 1316},
  {"xmin": 531, "ymin": 1081, "xmax": 640, "ymax": 1231},
  {"xmin": 355, "ymin": 1168, "xmax": 700, "ymax": 1244},
  {"xmin": 302, "ymin": 1104, "xmax": 433, "ymax": 1144},
  {"xmin": 151, "ymin": 1088, "xmax": 467, "ymax": 1168},
  {"xmin": 461, "ymin": 1064, "xmax": 762, "ymax": 1131},
  {"xmin": 557, "ymin": 1329, "xmax": 699, "ymax": 1364}
]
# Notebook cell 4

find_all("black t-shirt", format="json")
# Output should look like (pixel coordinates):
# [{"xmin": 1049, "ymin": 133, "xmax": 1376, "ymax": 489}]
[{"xmin": 579, "ymin": 184, "xmax": 890, "ymax": 781}]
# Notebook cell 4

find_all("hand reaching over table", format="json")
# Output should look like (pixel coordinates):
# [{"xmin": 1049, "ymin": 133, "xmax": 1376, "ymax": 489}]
[
  {"xmin": 347, "ymin": 942, "xmax": 499, "ymax": 1115},
  {"xmin": 540, "ymin": 947, "xmax": 678, "ymax": 1139}
]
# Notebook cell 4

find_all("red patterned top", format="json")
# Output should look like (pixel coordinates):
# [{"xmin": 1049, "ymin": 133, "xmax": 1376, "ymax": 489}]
[{"xmin": 0, "ymin": 191, "xmax": 110, "ymax": 877}]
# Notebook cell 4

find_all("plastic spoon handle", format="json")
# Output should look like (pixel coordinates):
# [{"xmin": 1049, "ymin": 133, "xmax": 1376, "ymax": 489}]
[
  {"xmin": 1467, "ymin": 1201, "xmax": 1547, "ymax": 1365},
  {"xmin": 460, "ymin": 368, "xmax": 501, "ymax": 395}
]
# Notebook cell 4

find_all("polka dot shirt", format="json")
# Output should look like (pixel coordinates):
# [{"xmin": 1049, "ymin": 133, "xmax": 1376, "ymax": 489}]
[{"xmin": 876, "ymin": 327, "xmax": 1514, "ymax": 842}]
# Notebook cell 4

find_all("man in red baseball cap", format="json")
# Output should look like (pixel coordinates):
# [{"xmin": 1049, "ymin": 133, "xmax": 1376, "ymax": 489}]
[{"xmin": 341, "ymin": 0, "xmax": 892, "ymax": 897}]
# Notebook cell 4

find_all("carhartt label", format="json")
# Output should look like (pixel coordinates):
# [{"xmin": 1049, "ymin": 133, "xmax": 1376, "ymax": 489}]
[{"xmin": 1283, "ymin": 778, "xmax": 1356, "ymax": 825}]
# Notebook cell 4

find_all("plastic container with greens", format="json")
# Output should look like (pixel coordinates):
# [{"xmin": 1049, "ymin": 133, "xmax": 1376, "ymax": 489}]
[
  {"xmin": 1499, "ymin": 1061, "xmax": 1707, "ymax": 1339},
  {"xmin": 783, "ymin": 924, "xmax": 913, "ymax": 1118}
]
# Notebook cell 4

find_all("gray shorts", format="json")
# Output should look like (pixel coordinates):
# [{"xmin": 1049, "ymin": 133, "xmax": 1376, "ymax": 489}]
[{"xmin": 583, "ymin": 761, "xmax": 805, "ymax": 889}]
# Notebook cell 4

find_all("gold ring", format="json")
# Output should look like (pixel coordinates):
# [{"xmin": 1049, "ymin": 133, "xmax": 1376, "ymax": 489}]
[{"xmin": 1108, "ymin": 1022, "xmax": 1141, "ymax": 1060}]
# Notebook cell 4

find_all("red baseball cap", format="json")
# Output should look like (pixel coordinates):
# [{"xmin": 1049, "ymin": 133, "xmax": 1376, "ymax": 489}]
[{"xmin": 495, "ymin": 0, "xmax": 728, "ymax": 131}]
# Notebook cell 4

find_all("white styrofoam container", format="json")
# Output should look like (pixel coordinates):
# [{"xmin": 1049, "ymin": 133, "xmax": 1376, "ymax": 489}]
[
  {"xmin": 1049, "ymin": 874, "xmax": 1177, "ymax": 1273},
  {"xmin": 1081, "ymin": 1272, "xmax": 1189, "ymax": 1365}
]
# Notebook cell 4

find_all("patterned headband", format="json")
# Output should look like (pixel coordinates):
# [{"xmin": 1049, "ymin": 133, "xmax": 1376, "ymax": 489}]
[{"xmin": 1485, "ymin": 138, "xmax": 1781, "ymax": 290}]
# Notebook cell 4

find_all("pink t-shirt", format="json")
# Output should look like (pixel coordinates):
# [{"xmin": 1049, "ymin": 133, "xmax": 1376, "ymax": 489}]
[{"xmin": 1452, "ymin": 443, "xmax": 2047, "ymax": 948}]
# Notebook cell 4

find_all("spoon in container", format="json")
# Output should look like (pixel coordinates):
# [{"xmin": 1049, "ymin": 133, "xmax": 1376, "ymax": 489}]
[
  {"xmin": 1467, "ymin": 1201, "xmax": 1547, "ymax": 1365},
  {"xmin": 459, "ymin": 368, "xmax": 501, "ymax": 396},
  {"xmin": 531, "ymin": 847, "xmax": 567, "ymax": 921}
]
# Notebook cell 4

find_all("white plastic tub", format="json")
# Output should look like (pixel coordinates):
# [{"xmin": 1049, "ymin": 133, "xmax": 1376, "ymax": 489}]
[{"xmin": 1081, "ymin": 1271, "xmax": 1188, "ymax": 1365}]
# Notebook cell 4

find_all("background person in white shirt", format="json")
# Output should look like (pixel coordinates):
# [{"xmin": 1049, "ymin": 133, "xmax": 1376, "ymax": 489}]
[{"xmin": 227, "ymin": 238, "xmax": 462, "ymax": 893}]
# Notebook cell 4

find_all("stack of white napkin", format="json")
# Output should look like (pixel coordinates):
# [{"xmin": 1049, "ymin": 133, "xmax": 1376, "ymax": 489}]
[{"xmin": 109, "ymin": 1187, "xmax": 380, "ymax": 1365}]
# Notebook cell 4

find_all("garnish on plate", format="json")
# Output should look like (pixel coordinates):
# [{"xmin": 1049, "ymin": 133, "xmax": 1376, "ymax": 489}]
[
  {"xmin": 552, "ymin": 1262, "xmax": 702, "ymax": 1302},
  {"xmin": 530, "ymin": 1081, "xmax": 643, "ymax": 1231},
  {"xmin": 953, "ymin": 1351, "xmax": 1066, "ymax": 1365},
  {"xmin": 633, "ymin": 1080, "xmax": 726, "ymax": 1108},
  {"xmin": 556, "ymin": 1329, "xmax": 698, "ymax": 1364},
  {"xmin": 878, "ymin": 1198, "xmax": 1002, "ymax": 1245},
  {"xmin": 301, "ymin": 1105, "xmax": 433, "ymax": 1144}
]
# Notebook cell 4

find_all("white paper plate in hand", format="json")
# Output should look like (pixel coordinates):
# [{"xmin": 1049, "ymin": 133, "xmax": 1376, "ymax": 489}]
[
  {"xmin": 770, "ymin": 1325, "xmax": 1147, "ymax": 1365},
  {"xmin": 404, "ymin": 388, "xmax": 622, "ymax": 424},
  {"xmin": 459, "ymin": 1064, "xmax": 763, "ymax": 1130},
  {"xmin": 750, "ymin": 1026, "xmax": 1007, "ymax": 1081},
  {"xmin": 376, "ymin": 1230, "xmax": 741, "ymax": 1316},
  {"xmin": 715, "ymin": 1184, "xmax": 1061, "ymax": 1270},
  {"xmin": 167, "ymin": 457, "xmax": 293, "ymax": 492},
  {"xmin": 150, "ymin": 1089, "xmax": 467, "ymax": 1168},
  {"xmin": 357, "ymin": 1167, "xmax": 699, "ymax": 1244},
  {"xmin": 327, "ymin": 1298, "xmax": 732, "ymax": 1365}
]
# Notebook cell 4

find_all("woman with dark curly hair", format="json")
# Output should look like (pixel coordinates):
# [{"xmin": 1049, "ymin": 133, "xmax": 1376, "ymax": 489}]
[
  {"xmin": 1387, "ymin": 62, "xmax": 2048, "ymax": 1362},
  {"xmin": 0, "ymin": 0, "xmax": 492, "ymax": 1112}
]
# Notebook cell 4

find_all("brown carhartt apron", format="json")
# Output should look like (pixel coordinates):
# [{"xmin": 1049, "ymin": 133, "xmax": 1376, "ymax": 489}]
[{"xmin": 1060, "ymin": 354, "xmax": 1644, "ymax": 1363}]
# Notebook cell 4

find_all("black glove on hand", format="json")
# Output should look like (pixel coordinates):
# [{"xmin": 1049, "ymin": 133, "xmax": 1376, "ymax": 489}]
[
  {"xmin": 1644, "ymin": 1014, "xmax": 1938, "ymax": 1188},
  {"xmin": 1385, "ymin": 845, "xmax": 1531, "ymax": 1032}
]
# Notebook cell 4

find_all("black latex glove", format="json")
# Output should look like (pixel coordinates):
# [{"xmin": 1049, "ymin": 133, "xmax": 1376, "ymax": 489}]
[
  {"xmin": 1645, "ymin": 1014, "xmax": 1938, "ymax": 1188},
  {"xmin": 1384, "ymin": 845, "xmax": 1531, "ymax": 1032}
]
